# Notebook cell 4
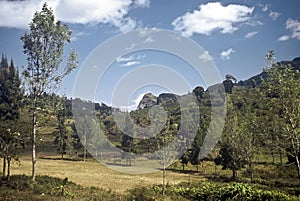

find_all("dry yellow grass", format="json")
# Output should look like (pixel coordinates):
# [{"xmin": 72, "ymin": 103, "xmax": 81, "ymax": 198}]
[{"xmin": 4, "ymin": 156, "xmax": 206, "ymax": 192}]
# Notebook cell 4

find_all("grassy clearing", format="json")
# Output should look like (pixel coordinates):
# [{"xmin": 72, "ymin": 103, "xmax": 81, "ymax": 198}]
[
  {"xmin": 1, "ymin": 155, "xmax": 300, "ymax": 200},
  {"xmin": 3, "ymin": 156, "xmax": 205, "ymax": 193},
  {"xmin": 4, "ymin": 154, "xmax": 298, "ymax": 192}
]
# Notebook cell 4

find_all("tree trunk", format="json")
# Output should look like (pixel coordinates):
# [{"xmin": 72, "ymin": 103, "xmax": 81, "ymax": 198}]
[
  {"xmin": 202, "ymin": 162, "xmax": 206, "ymax": 174},
  {"xmin": 2, "ymin": 155, "xmax": 6, "ymax": 180},
  {"xmin": 84, "ymin": 132, "xmax": 87, "ymax": 162},
  {"xmin": 232, "ymin": 169, "xmax": 237, "ymax": 181},
  {"xmin": 182, "ymin": 163, "xmax": 185, "ymax": 172},
  {"xmin": 61, "ymin": 133, "xmax": 64, "ymax": 159},
  {"xmin": 32, "ymin": 109, "xmax": 37, "ymax": 181},
  {"xmin": 279, "ymin": 151, "xmax": 283, "ymax": 165},
  {"xmin": 7, "ymin": 158, "xmax": 11, "ymax": 181},
  {"xmin": 295, "ymin": 154, "xmax": 300, "ymax": 183},
  {"xmin": 162, "ymin": 164, "xmax": 167, "ymax": 196},
  {"xmin": 271, "ymin": 152, "xmax": 275, "ymax": 164},
  {"xmin": 249, "ymin": 162, "xmax": 254, "ymax": 183},
  {"xmin": 214, "ymin": 163, "xmax": 217, "ymax": 174}
]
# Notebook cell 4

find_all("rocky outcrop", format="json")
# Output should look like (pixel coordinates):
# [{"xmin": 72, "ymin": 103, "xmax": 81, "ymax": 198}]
[
  {"xmin": 137, "ymin": 93, "xmax": 157, "ymax": 110},
  {"xmin": 157, "ymin": 93, "xmax": 177, "ymax": 104}
]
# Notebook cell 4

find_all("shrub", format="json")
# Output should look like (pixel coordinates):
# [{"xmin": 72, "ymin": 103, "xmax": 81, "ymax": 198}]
[
  {"xmin": 171, "ymin": 181, "xmax": 299, "ymax": 201},
  {"xmin": 126, "ymin": 186, "xmax": 163, "ymax": 201}
]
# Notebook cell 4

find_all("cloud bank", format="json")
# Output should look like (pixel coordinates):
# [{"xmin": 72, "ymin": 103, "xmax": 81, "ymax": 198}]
[{"xmin": 0, "ymin": 0, "xmax": 150, "ymax": 32}]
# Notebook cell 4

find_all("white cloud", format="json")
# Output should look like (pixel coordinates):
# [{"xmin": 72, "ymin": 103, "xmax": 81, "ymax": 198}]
[
  {"xmin": 220, "ymin": 48, "xmax": 235, "ymax": 60},
  {"xmin": 143, "ymin": 36, "xmax": 154, "ymax": 43},
  {"xmin": 279, "ymin": 18, "xmax": 300, "ymax": 41},
  {"xmin": 126, "ymin": 43, "xmax": 136, "ymax": 50},
  {"xmin": 261, "ymin": 4, "xmax": 270, "ymax": 12},
  {"xmin": 245, "ymin": 20, "xmax": 264, "ymax": 27},
  {"xmin": 269, "ymin": 11, "xmax": 280, "ymax": 21},
  {"xmin": 0, "ymin": 0, "xmax": 149, "ymax": 32},
  {"xmin": 199, "ymin": 51, "xmax": 213, "ymax": 63},
  {"xmin": 0, "ymin": 0, "xmax": 47, "ymax": 29},
  {"xmin": 172, "ymin": 2, "xmax": 254, "ymax": 37},
  {"xmin": 70, "ymin": 31, "xmax": 88, "ymax": 42},
  {"xmin": 133, "ymin": 0, "xmax": 150, "ymax": 8},
  {"xmin": 121, "ymin": 61, "xmax": 141, "ymax": 67},
  {"xmin": 259, "ymin": 4, "xmax": 280, "ymax": 21},
  {"xmin": 278, "ymin": 35, "xmax": 290, "ymax": 41},
  {"xmin": 116, "ymin": 54, "xmax": 145, "ymax": 67},
  {"xmin": 116, "ymin": 55, "xmax": 135, "ymax": 62},
  {"xmin": 245, "ymin": 31, "xmax": 258, "ymax": 38},
  {"xmin": 286, "ymin": 18, "xmax": 300, "ymax": 40}
]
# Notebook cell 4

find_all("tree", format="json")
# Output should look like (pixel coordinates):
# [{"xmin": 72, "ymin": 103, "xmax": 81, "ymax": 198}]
[
  {"xmin": 54, "ymin": 97, "xmax": 71, "ymax": 159},
  {"xmin": 0, "ymin": 55, "xmax": 24, "ymax": 180},
  {"xmin": 89, "ymin": 121, "xmax": 107, "ymax": 159},
  {"xmin": 179, "ymin": 152, "xmax": 189, "ymax": 172},
  {"xmin": 155, "ymin": 123, "xmax": 174, "ymax": 196},
  {"xmin": 73, "ymin": 115, "xmax": 98, "ymax": 162},
  {"xmin": 261, "ymin": 51, "xmax": 300, "ymax": 181},
  {"xmin": 20, "ymin": 3, "xmax": 78, "ymax": 180},
  {"xmin": 215, "ymin": 95, "xmax": 247, "ymax": 181},
  {"xmin": 0, "ymin": 128, "xmax": 24, "ymax": 180},
  {"xmin": 120, "ymin": 114, "xmax": 134, "ymax": 166},
  {"xmin": 189, "ymin": 106, "xmax": 210, "ymax": 172},
  {"xmin": 70, "ymin": 122, "xmax": 84, "ymax": 158}
]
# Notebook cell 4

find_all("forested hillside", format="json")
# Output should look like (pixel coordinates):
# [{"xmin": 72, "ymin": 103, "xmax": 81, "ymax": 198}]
[{"xmin": 69, "ymin": 53, "xmax": 300, "ymax": 182}]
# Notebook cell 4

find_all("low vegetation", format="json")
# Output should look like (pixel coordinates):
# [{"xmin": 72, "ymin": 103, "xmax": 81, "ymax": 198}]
[{"xmin": 1, "ymin": 173, "xmax": 299, "ymax": 200}]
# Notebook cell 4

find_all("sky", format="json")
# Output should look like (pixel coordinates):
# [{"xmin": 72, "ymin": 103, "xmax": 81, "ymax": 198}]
[{"xmin": 0, "ymin": 0, "xmax": 300, "ymax": 110}]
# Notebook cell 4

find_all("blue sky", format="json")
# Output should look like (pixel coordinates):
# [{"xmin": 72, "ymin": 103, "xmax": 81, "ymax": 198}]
[{"xmin": 0, "ymin": 0, "xmax": 299, "ymax": 109}]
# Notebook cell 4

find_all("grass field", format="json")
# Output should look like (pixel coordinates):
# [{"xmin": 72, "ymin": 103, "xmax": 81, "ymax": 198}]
[
  {"xmin": 3, "ymin": 155, "xmax": 209, "ymax": 192},
  {"xmin": 2, "ymin": 152, "xmax": 300, "ymax": 200}
]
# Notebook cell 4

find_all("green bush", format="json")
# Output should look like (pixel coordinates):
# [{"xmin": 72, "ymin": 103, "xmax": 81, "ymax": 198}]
[
  {"xmin": 126, "ymin": 186, "xmax": 163, "ymax": 201},
  {"xmin": 0, "ymin": 174, "xmax": 120, "ymax": 201},
  {"xmin": 171, "ymin": 182, "xmax": 299, "ymax": 201}
]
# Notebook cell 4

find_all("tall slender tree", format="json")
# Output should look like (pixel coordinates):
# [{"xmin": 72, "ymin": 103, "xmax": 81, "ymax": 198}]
[{"xmin": 21, "ymin": 3, "xmax": 78, "ymax": 180}]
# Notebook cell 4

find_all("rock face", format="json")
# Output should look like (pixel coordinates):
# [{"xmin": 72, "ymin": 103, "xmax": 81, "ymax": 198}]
[
  {"xmin": 137, "ymin": 93, "xmax": 157, "ymax": 110},
  {"xmin": 157, "ymin": 93, "xmax": 177, "ymax": 104}
]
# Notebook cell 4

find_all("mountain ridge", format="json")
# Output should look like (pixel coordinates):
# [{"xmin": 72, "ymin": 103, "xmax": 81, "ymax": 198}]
[{"xmin": 134, "ymin": 57, "xmax": 300, "ymax": 109}]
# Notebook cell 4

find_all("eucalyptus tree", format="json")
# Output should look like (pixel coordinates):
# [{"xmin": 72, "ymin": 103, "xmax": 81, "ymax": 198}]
[{"xmin": 21, "ymin": 3, "xmax": 78, "ymax": 180}]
